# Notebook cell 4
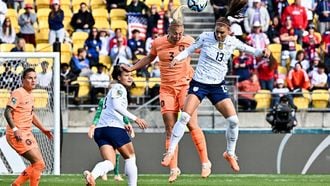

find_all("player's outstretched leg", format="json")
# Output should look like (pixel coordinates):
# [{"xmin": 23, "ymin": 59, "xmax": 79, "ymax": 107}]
[
  {"xmin": 161, "ymin": 112, "xmax": 191, "ymax": 167},
  {"xmin": 125, "ymin": 156, "xmax": 138, "ymax": 186},
  {"xmin": 166, "ymin": 139, "xmax": 180, "ymax": 182},
  {"xmin": 223, "ymin": 115, "xmax": 240, "ymax": 172}
]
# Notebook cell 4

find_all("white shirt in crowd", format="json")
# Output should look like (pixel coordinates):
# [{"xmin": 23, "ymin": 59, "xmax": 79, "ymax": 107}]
[
  {"xmin": 310, "ymin": 71, "xmax": 328, "ymax": 86},
  {"xmin": 37, "ymin": 71, "xmax": 52, "ymax": 88},
  {"xmin": 89, "ymin": 72, "xmax": 110, "ymax": 88}
]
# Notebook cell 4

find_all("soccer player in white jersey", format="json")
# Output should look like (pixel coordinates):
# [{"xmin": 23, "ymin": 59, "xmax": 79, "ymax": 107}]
[
  {"xmin": 162, "ymin": 0, "xmax": 271, "ymax": 172},
  {"xmin": 83, "ymin": 65, "xmax": 148, "ymax": 186}
]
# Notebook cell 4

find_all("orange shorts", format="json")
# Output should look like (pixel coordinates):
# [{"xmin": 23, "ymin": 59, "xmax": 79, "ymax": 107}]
[
  {"xmin": 159, "ymin": 84, "xmax": 189, "ymax": 114},
  {"xmin": 6, "ymin": 130, "xmax": 39, "ymax": 155}
]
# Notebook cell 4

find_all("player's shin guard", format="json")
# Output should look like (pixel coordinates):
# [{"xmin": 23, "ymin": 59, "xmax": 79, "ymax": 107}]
[
  {"xmin": 91, "ymin": 160, "xmax": 114, "ymax": 180},
  {"xmin": 225, "ymin": 115, "xmax": 239, "ymax": 156},
  {"xmin": 168, "ymin": 112, "xmax": 191, "ymax": 153},
  {"xmin": 13, "ymin": 165, "xmax": 34, "ymax": 185},
  {"xmin": 114, "ymin": 153, "xmax": 120, "ymax": 176},
  {"xmin": 125, "ymin": 156, "xmax": 137, "ymax": 186},
  {"xmin": 30, "ymin": 160, "xmax": 45, "ymax": 186},
  {"xmin": 191, "ymin": 128, "xmax": 209, "ymax": 163}
]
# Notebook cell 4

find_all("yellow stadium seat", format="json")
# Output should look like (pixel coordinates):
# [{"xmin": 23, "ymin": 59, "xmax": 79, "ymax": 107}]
[
  {"xmin": 72, "ymin": 31, "xmax": 89, "ymax": 46},
  {"xmin": 25, "ymin": 43, "xmax": 35, "ymax": 52},
  {"xmin": 267, "ymin": 44, "xmax": 282, "ymax": 64},
  {"xmin": 8, "ymin": 17, "xmax": 20, "ymax": 33},
  {"xmin": 90, "ymin": 0, "xmax": 106, "ymax": 9},
  {"xmin": 148, "ymin": 77, "xmax": 160, "ymax": 88},
  {"xmin": 12, "ymin": 65, "xmax": 24, "ymax": 74},
  {"xmin": 37, "ymin": 8, "xmax": 51, "ymax": 22},
  {"xmin": 61, "ymin": 43, "xmax": 72, "ymax": 54},
  {"xmin": 72, "ymin": 76, "xmax": 90, "ymax": 101},
  {"xmin": 61, "ymin": 53, "xmax": 72, "ymax": 64},
  {"xmin": 36, "ymin": 0, "xmax": 50, "ymax": 9},
  {"xmin": 145, "ymin": 0, "xmax": 162, "ymax": 8},
  {"xmin": 0, "ymin": 43, "xmax": 15, "ymax": 52},
  {"xmin": 0, "ymin": 65, "xmax": 5, "ymax": 74},
  {"xmin": 38, "ymin": 20, "xmax": 49, "ymax": 31},
  {"xmin": 293, "ymin": 89, "xmax": 311, "ymax": 110},
  {"xmin": 92, "ymin": 8, "xmax": 109, "ymax": 20},
  {"xmin": 94, "ymin": 18, "xmax": 110, "ymax": 30},
  {"xmin": 0, "ymin": 89, "xmax": 10, "ymax": 108},
  {"xmin": 36, "ymin": 43, "xmax": 53, "ymax": 52},
  {"xmin": 109, "ymin": 8, "xmax": 127, "ymax": 20},
  {"xmin": 60, "ymin": 0, "xmax": 72, "ymax": 10},
  {"xmin": 99, "ymin": 55, "xmax": 111, "ymax": 68},
  {"xmin": 130, "ymin": 77, "xmax": 147, "ymax": 96},
  {"xmin": 277, "ymin": 66, "xmax": 287, "ymax": 75},
  {"xmin": 311, "ymin": 90, "xmax": 329, "ymax": 108},
  {"xmin": 6, "ymin": 9, "xmax": 18, "ymax": 18},
  {"xmin": 24, "ymin": 0, "xmax": 34, "ymax": 5},
  {"xmin": 296, "ymin": 43, "xmax": 302, "ymax": 51},
  {"xmin": 110, "ymin": 20, "xmax": 127, "ymax": 36},
  {"xmin": 288, "ymin": 0, "xmax": 294, "ymax": 4},
  {"xmin": 254, "ymin": 89, "xmax": 271, "ymax": 109},
  {"xmin": 36, "ymin": 29, "xmax": 50, "ymax": 44},
  {"xmin": 32, "ymin": 89, "xmax": 49, "ymax": 108}
]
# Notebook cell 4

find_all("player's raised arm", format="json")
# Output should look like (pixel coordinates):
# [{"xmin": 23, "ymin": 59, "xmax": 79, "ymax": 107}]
[
  {"xmin": 234, "ymin": 37, "xmax": 271, "ymax": 58},
  {"xmin": 121, "ymin": 53, "xmax": 157, "ymax": 72}
]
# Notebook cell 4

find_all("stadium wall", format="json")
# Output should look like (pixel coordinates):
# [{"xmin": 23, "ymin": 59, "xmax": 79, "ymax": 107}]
[{"xmin": 61, "ymin": 132, "xmax": 330, "ymax": 174}]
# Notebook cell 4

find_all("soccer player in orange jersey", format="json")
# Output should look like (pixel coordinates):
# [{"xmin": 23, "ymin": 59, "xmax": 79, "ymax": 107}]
[
  {"xmin": 122, "ymin": 7, "xmax": 211, "ymax": 182},
  {"xmin": 4, "ymin": 68, "xmax": 53, "ymax": 186}
]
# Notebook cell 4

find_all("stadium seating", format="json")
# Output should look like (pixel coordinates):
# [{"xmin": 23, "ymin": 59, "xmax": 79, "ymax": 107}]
[
  {"xmin": 71, "ymin": 76, "xmax": 91, "ymax": 102},
  {"xmin": 267, "ymin": 44, "xmax": 282, "ymax": 64},
  {"xmin": 36, "ymin": 29, "xmax": 50, "ymax": 44},
  {"xmin": 0, "ymin": 44, "xmax": 15, "ymax": 52},
  {"xmin": 90, "ymin": 0, "xmax": 106, "ymax": 9},
  {"xmin": 36, "ymin": 43, "xmax": 53, "ymax": 52},
  {"xmin": 36, "ymin": 0, "xmax": 50, "ymax": 9},
  {"xmin": 5, "ymin": 9, "xmax": 18, "ymax": 18},
  {"xmin": 92, "ymin": 8, "xmax": 109, "ymax": 20},
  {"xmin": 72, "ymin": 32, "xmax": 89, "ymax": 47},
  {"xmin": 94, "ymin": 18, "xmax": 110, "ymax": 30},
  {"xmin": 311, "ymin": 89, "xmax": 329, "ymax": 108},
  {"xmin": 145, "ymin": 0, "xmax": 163, "ymax": 8},
  {"xmin": 254, "ymin": 89, "xmax": 272, "ymax": 110},
  {"xmin": 9, "ymin": 16, "xmax": 20, "ymax": 33},
  {"xmin": 293, "ymin": 89, "xmax": 311, "ymax": 110},
  {"xmin": 25, "ymin": 43, "xmax": 35, "ymax": 52},
  {"xmin": 131, "ymin": 77, "xmax": 147, "ymax": 97},
  {"xmin": 60, "ymin": 0, "xmax": 72, "ymax": 10},
  {"xmin": 12, "ymin": 65, "xmax": 24, "ymax": 74},
  {"xmin": 0, "ymin": 89, "xmax": 10, "ymax": 109},
  {"xmin": 32, "ymin": 89, "xmax": 49, "ymax": 108},
  {"xmin": 0, "ymin": 64, "xmax": 5, "ymax": 74},
  {"xmin": 110, "ymin": 20, "xmax": 128, "ymax": 36},
  {"xmin": 148, "ymin": 77, "xmax": 161, "ymax": 88},
  {"xmin": 109, "ymin": 8, "xmax": 127, "ymax": 20},
  {"xmin": 37, "ymin": 8, "xmax": 51, "ymax": 23},
  {"xmin": 99, "ymin": 55, "xmax": 111, "ymax": 68}
]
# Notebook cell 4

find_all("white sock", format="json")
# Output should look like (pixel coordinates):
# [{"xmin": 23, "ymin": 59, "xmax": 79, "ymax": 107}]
[
  {"xmin": 125, "ymin": 156, "xmax": 137, "ymax": 186},
  {"xmin": 168, "ymin": 112, "xmax": 191, "ymax": 153},
  {"xmin": 226, "ymin": 115, "xmax": 239, "ymax": 156},
  {"xmin": 91, "ymin": 160, "xmax": 114, "ymax": 180}
]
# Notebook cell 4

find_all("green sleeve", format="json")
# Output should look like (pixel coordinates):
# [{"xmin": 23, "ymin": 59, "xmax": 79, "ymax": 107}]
[
  {"xmin": 92, "ymin": 98, "xmax": 105, "ymax": 125},
  {"xmin": 123, "ymin": 116, "xmax": 131, "ymax": 125}
]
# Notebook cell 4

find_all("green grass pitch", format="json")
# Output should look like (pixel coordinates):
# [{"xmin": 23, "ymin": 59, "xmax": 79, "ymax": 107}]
[{"xmin": 1, "ymin": 174, "xmax": 330, "ymax": 186}]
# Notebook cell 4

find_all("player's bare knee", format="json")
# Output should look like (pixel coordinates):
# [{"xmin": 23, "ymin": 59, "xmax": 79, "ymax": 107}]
[
  {"xmin": 179, "ymin": 112, "xmax": 191, "ymax": 125},
  {"xmin": 226, "ymin": 115, "xmax": 239, "ymax": 128},
  {"xmin": 33, "ymin": 160, "xmax": 46, "ymax": 171}
]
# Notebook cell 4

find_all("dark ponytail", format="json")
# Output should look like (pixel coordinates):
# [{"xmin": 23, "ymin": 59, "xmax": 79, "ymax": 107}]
[{"xmin": 216, "ymin": 0, "xmax": 248, "ymax": 27}]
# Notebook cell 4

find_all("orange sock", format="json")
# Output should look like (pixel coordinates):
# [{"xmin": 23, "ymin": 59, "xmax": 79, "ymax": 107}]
[
  {"xmin": 165, "ymin": 139, "xmax": 178, "ymax": 169},
  {"xmin": 12, "ymin": 165, "xmax": 33, "ymax": 186},
  {"xmin": 29, "ymin": 160, "xmax": 45, "ymax": 186},
  {"xmin": 191, "ymin": 128, "xmax": 209, "ymax": 164}
]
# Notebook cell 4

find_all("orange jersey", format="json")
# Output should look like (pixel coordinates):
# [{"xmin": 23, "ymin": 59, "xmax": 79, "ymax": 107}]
[
  {"xmin": 6, "ymin": 87, "xmax": 34, "ymax": 133},
  {"xmin": 150, "ymin": 35, "xmax": 195, "ymax": 85}
]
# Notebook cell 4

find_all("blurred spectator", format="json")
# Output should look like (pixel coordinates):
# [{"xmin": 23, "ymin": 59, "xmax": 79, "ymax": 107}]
[
  {"xmin": 287, "ymin": 62, "xmax": 310, "ymax": 91},
  {"xmin": 89, "ymin": 64, "xmax": 110, "ymax": 106},
  {"xmin": 246, "ymin": 21, "xmax": 270, "ymax": 51},
  {"xmin": 147, "ymin": 4, "xmax": 160, "ymax": 38},
  {"xmin": 290, "ymin": 50, "xmax": 310, "ymax": 71},
  {"xmin": 309, "ymin": 63, "xmax": 328, "ymax": 90},
  {"xmin": 244, "ymin": 0, "xmax": 270, "ymax": 33},
  {"xmin": 84, "ymin": 27, "xmax": 102, "ymax": 67},
  {"xmin": 233, "ymin": 51, "xmax": 254, "ymax": 82},
  {"xmin": 267, "ymin": 15, "xmax": 281, "ymax": 44},
  {"xmin": 126, "ymin": 0, "xmax": 149, "ymax": 14},
  {"xmin": 0, "ymin": 0, "xmax": 7, "ymax": 26},
  {"xmin": 0, "ymin": 17, "xmax": 16, "ymax": 44},
  {"xmin": 162, "ymin": 1, "xmax": 174, "ymax": 34},
  {"xmin": 110, "ymin": 37, "xmax": 132, "ymax": 65},
  {"xmin": 104, "ymin": 0, "xmax": 127, "ymax": 12},
  {"xmin": 261, "ymin": 0, "xmax": 275, "ymax": 18},
  {"xmin": 280, "ymin": 16, "xmax": 297, "ymax": 67},
  {"xmin": 0, "ymin": 62, "xmax": 20, "ymax": 91},
  {"xmin": 316, "ymin": 0, "xmax": 330, "ymax": 34},
  {"xmin": 99, "ymin": 28, "xmax": 111, "ymax": 56},
  {"xmin": 70, "ymin": 48, "xmax": 92, "ymax": 77},
  {"xmin": 70, "ymin": 2, "xmax": 95, "ymax": 33},
  {"xmin": 210, "ymin": 0, "xmax": 229, "ymax": 21},
  {"xmin": 274, "ymin": 0, "xmax": 289, "ymax": 16},
  {"xmin": 302, "ymin": 24, "xmax": 321, "ymax": 61},
  {"xmin": 271, "ymin": 78, "xmax": 292, "ymax": 107},
  {"xmin": 18, "ymin": 4, "xmax": 36, "ymax": 46},
  {"xmin": 281, "ymin": 0, "xmax": 308, "ymax": 44},
  {"xmin": 229, "ymin": 16, "xmax": 244, "ymax": 41},
  {"xmin": 301, "ymin": 0, "xmax": 317, "ymax": 23},
  {"xmin": 322, "ymin": 30, "xmax": 330, "ymax": 71},
  {"xmin": 256, "ymin": 54, "xmax": 278, "ymax": 91},
  {"xmin": 37, "ymin": 61, "xmax": 52, "ymax": 89},
  {"xmin": 10, "ymin": 37, "xmax": 25, "ymax": 52},
  {"xmin": 238, "ymin": 73, "xmax": 261, "ymax": 111},
  {"xmin": 145, "ymin": 28, "xmax": 158, "ymax": 55},
  {"xmin": 128, "ymin": 29, "xmax": 145, "ymax": 57},
  {"xmin": 150, "ymin": 61, "xmax": 160, "ymax": 78},
  {"xmin": 307, "ymin": 54, "xmax": 321, "ymax": 74},
  {"xmin": 60, "ymin": 63, "xmax": 79, "ymax": 104},
  {"xmin": 109, "ymin": 28, "xmax": 127, "ymax": 49},
  {"xmin": 48, "ymin": 0, "xmax": 65, "ymax": 44}
]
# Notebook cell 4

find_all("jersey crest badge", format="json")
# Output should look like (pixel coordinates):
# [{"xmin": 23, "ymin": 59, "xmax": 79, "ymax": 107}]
[
  {"xmin": 218, "ymin": 42, "xmax": 224, "ymax": 49},
  {"xmin": 193, "ymin": 86, "xmax": 199, "ymax": 92}
]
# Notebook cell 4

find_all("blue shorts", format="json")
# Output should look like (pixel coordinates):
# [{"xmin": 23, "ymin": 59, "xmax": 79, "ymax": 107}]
[
  {"xmin": 94, "ymin": 127, "xmax": 131, "ymax": 149},
  {"xmin": 188, "ymin": 79, "xmax": 230, "ymax": 105}
]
